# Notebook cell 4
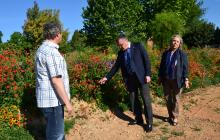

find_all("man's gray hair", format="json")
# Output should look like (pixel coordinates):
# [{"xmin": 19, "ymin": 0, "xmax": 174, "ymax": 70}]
[
  {"xmin": 170, "ymin": 34, "xmax": 183, "ymax": 48},
  {"xmin": 43, "ymin": 22, "xmax": 61, "ymax": 40}
]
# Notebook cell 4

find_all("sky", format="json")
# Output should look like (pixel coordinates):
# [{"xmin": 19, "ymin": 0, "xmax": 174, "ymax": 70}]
[{"xmin": 0, "ymin": 0, "xmax": 220, "ymax": 42}]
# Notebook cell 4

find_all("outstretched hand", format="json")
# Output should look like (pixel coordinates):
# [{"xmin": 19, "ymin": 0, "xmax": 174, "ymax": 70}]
[
  {"xmin": 99, "ymin": 77, "xmax": 108, "ymax": 85},
  {"xmin": 185, "ymin": 80, "xmax": 190, "ymax": 89},
  {"xmin": 145, "ymin": 76, "xmax": 151, "ymax": 83}
]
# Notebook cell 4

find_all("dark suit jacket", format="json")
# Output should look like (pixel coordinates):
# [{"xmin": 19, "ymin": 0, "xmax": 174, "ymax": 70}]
[
  {"xmin": 158, "ymin": 49, "xmax": 188, "ymax": 88},
  {"xmin": 106, "ymin": 43, "xmax": 151, "ymax": 85}
]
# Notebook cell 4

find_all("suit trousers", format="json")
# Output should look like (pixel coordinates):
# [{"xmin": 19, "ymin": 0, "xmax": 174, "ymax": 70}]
[
  {"xmin": 126, "ymin": 74, "xmax": 153, "ymax": 125},
  {"xmin": 162, "ymin": 79, "xmax": 183, "ymax": 119}
]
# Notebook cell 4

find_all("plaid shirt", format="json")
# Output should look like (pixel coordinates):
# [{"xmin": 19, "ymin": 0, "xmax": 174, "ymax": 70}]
[{"xmin": 35, "ymin": 40, "xmax": 70, "ymax": 108}]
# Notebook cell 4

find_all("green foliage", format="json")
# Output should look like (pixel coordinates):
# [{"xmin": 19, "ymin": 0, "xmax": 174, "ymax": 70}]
[
  {"xmin": 212, "ymin": 72, "xmax": 220, "ymax": 85},
  {"xmin": 59, "ymin": 43, "xmax": 73, "ymax": 54},
  {"xmin": 65, "ymin": 118, "xmax": 75, "ymax": 134},
  {"xmin": 23, "ymin": 1, "xmax": 68, "ymax": 49},
  {"xmin": 67, "ymin": 48, "xmax": 129, "ymax": 111},
  {"xmin": 151, "ymin": 12, "xmax": 185, "ymax": 48},
  {"xmin": 66, "ymin": 46, "xmax": 220, "ymax": 111},
  {"xmin": 0, "ymin": 127, "xmax": 34, "ymax": 140},
  {"xmin": 82, "ymin": 0, "xmax": 146, "ymax": 47},
  {"xmin": 0, "ymin": 48, "xmax": 38, "ymax": 135},
  {"xmin": 6, "ymin": 32, "xmax": 32, "ymax": 51},
  {"xmin": 171, "ymin": 130, "xmax": 184, "ymax": 136},
  {"xmin": 0, "ymin": 31, "xmax": 2, "ymax": 43},
  {"xmin": 82, "ymin": 0, "xmax": 205, "ymax": 48},
  {"xmin": 0, "ymin": 49, "xmax": 35, "ymax": 107},
  {"xmin": 138, "ymin": 0, "xmax": 204, "ymax": 37},
  {"xmin": 183, "ymin": 20, "xmax": 215, "ymax": 48},
  {"xmin": 214, "ymin": 27, "xmax": 220, "ymax": 45},
  {"xmin": 187, "ymin": 48, "xmax": 220, "ymax": 90},
  {"xmin": 70, "ymin": 30, "xmax": 86, "ymax": 50},
  {"xmin": 151, "ymin": 72, "xmax": 163, "ymax": 97}
]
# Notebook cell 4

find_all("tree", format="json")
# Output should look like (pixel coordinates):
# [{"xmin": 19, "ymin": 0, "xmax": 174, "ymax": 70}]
[
  {"xmin": 151, "ymin": 12, "xmax": 185, "ymax": 49},
  {"xmin": 82, "ymin": 0, "xmax": 146, "ymax": 47},
  {"xmin": 82, "ymin": 0, "xmax": 205, "ymax": 48},
  {"xmin": 140, "ymin": 0, "xmax": 204, "ymax": 36},
  {"xmin": 214, "ymin": 27, "xmax": 220, "ymax": 45},
  {"xmin": 23, "ymin": 1, "xmax": 68, "ymax": 49},
  {"xmin": 0, "ymin": 31, "xmax": 2, "ymax": 44},
  {"xmin": 10, "ymin": 32, "xmax": 25, "ymax": 45},
  {"xmin": 70, "ymin": 30, "xmax": 86, "ymax": 50},
  {"xmin": 183, "ymin": 20, "xmax": 215, "ymax": 48},
  {"xmin": 8, "ymin": 32, "xmax": 32, "ymax": 51}
]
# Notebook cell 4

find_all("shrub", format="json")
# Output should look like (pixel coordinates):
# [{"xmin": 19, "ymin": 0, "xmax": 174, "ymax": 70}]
[
  {"xmin": 0, "ymin": 49, "xmax": 35, "ymax": 107},
  {"xmin": 0, "ymin": 126, "xmax": 33, "ymax": 140},
  {"xmin": 0, "ymin": 48, "xmax": 37, "ymax": 131},
  {"xmin": 67, "ymin": 49, "xmax": 129, "ymax": 111},
  {"xmin": 0, "ymin": 105, "xmax": 26, "ymax": 128}
]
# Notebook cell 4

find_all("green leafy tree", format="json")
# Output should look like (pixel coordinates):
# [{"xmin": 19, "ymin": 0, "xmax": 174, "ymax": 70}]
[
  {"xmin": 151, "ymin": 12, "xmax": 185, "ymax": 49},
  {"xmin": 214, "ymin": 27, "xmax": 220, "ymax": 45},
  {"xmin": 0, "ymin": 31, "xmax": 2, "ymax": 44},
  {"xmin": 70, "ymin": 30, "xmax": 86, "ymax": 50},
  {"xmin": 140, "ymin": 0, "xmax": 204, "ymax": 36},
  {"xmin": 8, "ymin": 32, "xmax": 32, "ymax": 51},
  {"xmin": 23, "ymin": 1, "xmax": 68, "ymax": 49},
  {"xmin": 183, "ymin": 20, "xmax": 215, "ymax": 48},
  {"xmin": 82, "ymin": 0, "xmax": 146, "ymax": 47},
  {"xmin": 58, "ymin": 31, "xmax": 72, "ymax": 53}
]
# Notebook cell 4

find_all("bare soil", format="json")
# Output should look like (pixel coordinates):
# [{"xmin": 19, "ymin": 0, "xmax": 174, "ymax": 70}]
[{"xmin": 65, "ymin": 85, "xmax": 220, "ymax": 140}]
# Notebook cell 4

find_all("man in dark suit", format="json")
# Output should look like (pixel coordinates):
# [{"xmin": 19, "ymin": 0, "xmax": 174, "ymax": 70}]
[
  {"xmin": 99, "ymin": 34, "xmax": 153, "ymax": 132},
  {"xmin": 158, "ymin": 34, "xmax": 189, "ymax": 126}
]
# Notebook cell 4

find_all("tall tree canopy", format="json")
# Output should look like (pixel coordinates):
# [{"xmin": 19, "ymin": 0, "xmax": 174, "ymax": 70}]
[
  {"xmin": 23, "ymin": 1, "xmax": 69, "ymax": 49},
  {"xmin": 82, "ymin": 0, "xmax": 146, "ymax": 47},
  {"xmin": 82, "ymin": 0, "xmax": 205, "ymax": 48},
  {"xmin": 214, "ymin": 27, "xmax": 220, "ymax": 45},
  {"xmin": 183, "ymin": 20, "xmax": 215, "ymax": 48},
  {"xmin": 151, "ymin": 12, "xmax": 185, "ymax": 49},
  {"xmin": 0, "ymin": 31, "xmax": 2, "ymax": 44},
  {"xmin": 70, "ymin": 30, "xmax": 86, "ymax": 50}
]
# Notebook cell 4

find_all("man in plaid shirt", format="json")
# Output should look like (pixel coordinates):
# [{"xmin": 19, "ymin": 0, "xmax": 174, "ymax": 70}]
[{"xmin": 35, "ymin": 22, "xmax": 73, "ymax": 140}]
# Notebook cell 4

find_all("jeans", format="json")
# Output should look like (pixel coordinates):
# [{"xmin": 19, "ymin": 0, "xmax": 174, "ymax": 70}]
[{"xmin": 41, "ymin": 105, "xmax": 65, "ymax": 140}]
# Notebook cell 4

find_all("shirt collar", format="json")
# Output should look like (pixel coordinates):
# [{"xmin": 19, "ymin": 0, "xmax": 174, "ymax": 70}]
[
  {"xmin": 44, "ymin": 40, "xmax": 59, "ymax": 49},
  {"xmin": 128, "ymin": 42, "xmax": 131, "ymax": 48}
]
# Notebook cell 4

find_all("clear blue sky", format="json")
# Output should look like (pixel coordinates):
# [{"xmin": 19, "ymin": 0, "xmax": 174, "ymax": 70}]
[
  {"xmin": 0, "ymin": 0, "xmax": 219, "ymax": 42},
  {"xmin": 0, "ymin": 0, "xmax": 87, "ymax": 42}
]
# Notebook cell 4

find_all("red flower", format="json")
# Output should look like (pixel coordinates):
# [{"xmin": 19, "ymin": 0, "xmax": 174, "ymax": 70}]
[
  {"xmin": 14, "ymin": 94, "xmax": 19, "ymax": 98},
  {"xmin": 13, "ymin": 86, "xmax": 18, "ymax": 91}
]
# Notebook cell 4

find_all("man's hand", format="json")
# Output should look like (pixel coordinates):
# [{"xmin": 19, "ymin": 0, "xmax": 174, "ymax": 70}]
[
  {"xmin": 185, "ymin": 80, "xmax": 190, "ymax": 89},
  {"xmin": 51, "ymin": 77, "xmax": 73, "ymax": 114},
  {"xmin": 65, "ymin": 102, "xmax": 73, "ymax": 114},
  {"xmin": 99, "ymin": 77, "xmax": 108, "ymax": 85},
  {"xmin": 145, "ymin": 76, "xmax": 151, "ymax": 83}
]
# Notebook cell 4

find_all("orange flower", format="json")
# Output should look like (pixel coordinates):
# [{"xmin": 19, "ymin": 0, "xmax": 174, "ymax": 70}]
[
  {"xmin": 13, "ymin": 86, "xmax": 18, "ymax": 91},
  {"xmin": 14, "ymin": 94, "xmax": 19, "ymax": 98}
]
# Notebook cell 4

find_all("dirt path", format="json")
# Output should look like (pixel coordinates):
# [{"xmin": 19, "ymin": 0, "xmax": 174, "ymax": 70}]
[{"xmin": 66, "ymin": 85, "xmax": 220, "ymax": 140}]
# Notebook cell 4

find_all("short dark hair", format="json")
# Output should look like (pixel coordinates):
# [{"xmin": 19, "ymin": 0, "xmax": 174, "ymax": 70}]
[
  {"xmin": 43, "ymin": 22, "xmax": 61, "ymax": 40},
  {"xmin": 116, "ymin": 32, "xmax": 127, "ymax": 43}
]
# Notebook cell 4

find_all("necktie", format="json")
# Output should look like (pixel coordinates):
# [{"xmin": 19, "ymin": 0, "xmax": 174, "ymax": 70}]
[{"xmin": 125, "ymin": 48, "xmax": 132, "ymax": 74}]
